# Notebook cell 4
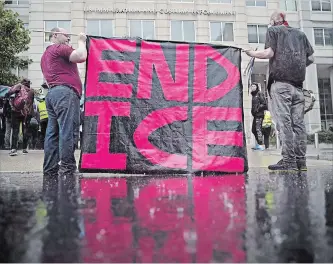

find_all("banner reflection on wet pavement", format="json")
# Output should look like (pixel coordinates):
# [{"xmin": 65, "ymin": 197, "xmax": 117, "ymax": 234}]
[{"xmin": 80, "ymin": 175, "xmax": 246, "ymax": 263}]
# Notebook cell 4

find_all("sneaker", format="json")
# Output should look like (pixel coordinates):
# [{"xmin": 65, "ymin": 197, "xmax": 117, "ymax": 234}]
[
  {"xmin": 251, "ymin": 144, "xmax": 259, "ymax": 150},
  {"xmin": 268, "ymin": 159, "xmax": 298, "ymax": 171},
  {"xmin": 9, "ymin": 149, "xmax": 17, "ymax": 156},
  {"xmin": 257, "ymin": 145, "xmax": 265, "ymax": 151},
  {"xmin": 296, "ymin": 160, "xmax": 307, "ymax": 171},
  {"xmin": 22, "ymin": 149, "xmax": 28, "ymax": 154},
  {"xmin": 252, "ymin": 144, "xmax": 265, "ymax": 151}
]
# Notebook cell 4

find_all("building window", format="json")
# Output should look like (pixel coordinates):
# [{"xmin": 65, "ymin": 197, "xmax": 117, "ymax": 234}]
[
  {"xmin": 86, "ymin": 20, "xmax": 113, "ymax": 38},
  {"xmin": 248, "ymin": 25, "xmax": 267, "ymax": 43},
  {"xmin": 208, "ymin": 0, "xmax": 232, "ymax": 4},
  {"xmin": 318, "ymin": 78, "xmax": 333, "ymax": 130},
  {"xmin": 129, "ymin": 20, "xmax": 155, "ymax": 39},
  {"xmin": 210, "ymin": 22, "xmax": 234, "ymax": 42},
  {"xmin": 4, "ymin": 0, "xmax": 29, "ymax": 4},
  {"xmin": 311, "ymin": 0, "xmax": 332, "ymax": 11},
  {"xmin": 246, "ymin": 0, "xmax": 266, "ymax": 6},
  {"xmin": 44, "ymin": 21, "xmax": 71, "ymax": 42},
  {"xmin": 11, "ymin": 62, "xmax": 28, "ymax": 79},
  {"xmin": 280, "ymin": 0, "xmax": 297, "ymax": 11},
  {"xmin": 171, "ymin": 21, "xmax": 195, "ymax": 42},
  {"xmin": 314, "ymin": 28, "xmax": 333, "ymax": 46}
]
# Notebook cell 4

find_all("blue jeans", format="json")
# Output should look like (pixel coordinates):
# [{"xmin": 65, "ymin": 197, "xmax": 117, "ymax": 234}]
[
  {"xmin": 43, "ymin": 85, "xmax": 80, "ymax": 175},
  {"xmin": 271, "ymin": 82, "xmax": 306, "ymax": 164}
]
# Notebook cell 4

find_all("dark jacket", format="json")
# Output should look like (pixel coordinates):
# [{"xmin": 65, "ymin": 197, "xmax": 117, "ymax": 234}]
[
  {"xmin": 251, "ymin": 89, "xmax": 267, "ymax": 118},
  {"xmin": 3, "ymin": 98, "xmax": 12, "ymax": 118}
]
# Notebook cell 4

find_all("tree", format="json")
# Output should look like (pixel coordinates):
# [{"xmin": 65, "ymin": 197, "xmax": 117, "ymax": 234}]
[{"xmin": 0, "ymin": 2, "xmax": 32, "ymax": 86}]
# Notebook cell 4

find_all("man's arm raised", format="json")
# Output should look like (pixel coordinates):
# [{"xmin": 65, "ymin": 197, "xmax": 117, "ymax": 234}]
[{"xmin": 69, "ymin": 33, "xmax": 87, "ymax": 63}]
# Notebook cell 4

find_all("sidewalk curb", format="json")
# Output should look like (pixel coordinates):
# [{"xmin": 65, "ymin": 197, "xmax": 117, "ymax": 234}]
[{"xmin": 269, "ymin": 151, "xmax": 332, "ymax": 161}]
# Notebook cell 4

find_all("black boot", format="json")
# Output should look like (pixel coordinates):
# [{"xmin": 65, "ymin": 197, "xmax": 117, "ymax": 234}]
[
  {"xmin": 296, "ymin": 160, "xmax": 307, "ymax": 171},
  {"xmin": 268, "ymin": 159, "xmax": 298, "ymax": 171}
]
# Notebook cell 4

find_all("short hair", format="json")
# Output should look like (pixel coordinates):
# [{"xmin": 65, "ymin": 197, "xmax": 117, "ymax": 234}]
[
  {"xmin": 270, "ymin": 11, "xmax": 286, "ymax": 24},
  {"xmin": 49, "ymin": 27, "xmax": 60, "ymax": 41},
  {"xmin": 21, "ymin": 78, "xmax": 31, "ymax": 87}
]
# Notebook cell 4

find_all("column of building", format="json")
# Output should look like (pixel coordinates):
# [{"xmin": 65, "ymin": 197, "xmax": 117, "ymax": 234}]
[
  {"xmin": 156, "ymin": 0, "xmax": 169, "ymax": 41},
  {"xmin": 195, "ymin": 0, "xmax": 210, "ymax": 43},
  {"xmin": 236, "ymin": 0, "xmax": 254, "ymax": 146},
  {"xmin": 71, "ymin": 0, "xmax": 86, "ymax": 82},
  {"xmin": 298, "ymin": 0, "xmax": 321, "ymax": 133},
  {"xmin": 114, "ymin": 0, "xmax": 127, "ymax": 37},
  {"xmin": 28, "ymin": 0, "xmax": 45, "ymax": 91}
]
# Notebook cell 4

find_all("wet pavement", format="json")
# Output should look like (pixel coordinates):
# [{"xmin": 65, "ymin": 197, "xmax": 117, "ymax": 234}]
[{"xmin": 1, "ymin": 166, "xmax": 333, "ymax": 263}]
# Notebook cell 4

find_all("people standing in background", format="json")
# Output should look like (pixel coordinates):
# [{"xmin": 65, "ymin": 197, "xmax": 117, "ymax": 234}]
[
  {"xmin": 5, "ymin": 78, "xmax": 34, "ymax": 156},
  {"xmin": 262, "ymin": 110, "xmax": 272, "ymax": 149},
  {"xmin": 250, "ymin": 83, "xmax": 267, "ymax": 151}
]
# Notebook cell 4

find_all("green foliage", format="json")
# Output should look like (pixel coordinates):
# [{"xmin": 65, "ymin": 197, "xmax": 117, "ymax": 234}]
[
  {"xmin": 307, "ymin": 130, "xmax": 333, "ymax": 144},
  {"xmin": 268, "ymin": 130, "xmax": 333, "ymax": 146},
  {"xmin": 0, "ymin": 2, "xmax": 32, "ymax": 86}
]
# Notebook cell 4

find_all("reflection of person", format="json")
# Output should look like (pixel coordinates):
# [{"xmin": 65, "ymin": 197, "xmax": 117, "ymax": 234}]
[
  {"xmin": 41, "ymin": 27, "xmax": 87, "ymax": 176},
  {"xmin": 245, "ymin": 11, "xmax": 314, "ymax": 171},
  {"xmin": 277, "ymin": 174, "xmax": 313, "ymax": 263},
  {"xmin": 250, "ymin": 83, "xmax": 267, "ymax": 151}
]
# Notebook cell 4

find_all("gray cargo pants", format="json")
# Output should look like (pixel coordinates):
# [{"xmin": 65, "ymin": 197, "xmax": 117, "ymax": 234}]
[{"xmin": 270, "ymin": 82, "xmax": 307, "ymax": 164}]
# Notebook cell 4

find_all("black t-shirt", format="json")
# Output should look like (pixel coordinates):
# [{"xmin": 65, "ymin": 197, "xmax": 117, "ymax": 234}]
[{"xmin": 265, "ymin": 25, "xmax": 314, "ymax": 87}]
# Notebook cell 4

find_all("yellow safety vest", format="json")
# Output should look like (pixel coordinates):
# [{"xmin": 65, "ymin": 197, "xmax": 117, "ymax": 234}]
[
  {"xmin": 262, "ymin": 111, "xmax": 272, "ymax": 128},
  {"xmin": 38, "ymin": 101, "xmax": 48, "ymax": 120}
]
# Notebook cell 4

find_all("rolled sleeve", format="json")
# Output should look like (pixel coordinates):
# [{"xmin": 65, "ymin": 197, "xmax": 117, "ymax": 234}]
[
  {"xmin": 304, "ymin": 36, "xmax": 314, "ymax": 57},
  {"xmin": 264, "ymin": 28, "xmax": 277, "ymax": 53},
  {"xmin": 57, "ymin": 44, "xmax": 75, "ymax": 60}
]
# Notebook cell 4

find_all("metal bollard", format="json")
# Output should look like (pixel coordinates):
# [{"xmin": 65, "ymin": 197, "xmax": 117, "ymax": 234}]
[
  {"xmin": 276, "ymin": 133, "xmax": 280, "ymax": 149},
  {"xmin": 314, "ymin": 132, "xmax": 319, "ymax": 149},
  {"xmin": 314, "ymin": 132, "xmax": 320, "ymax": 160}
]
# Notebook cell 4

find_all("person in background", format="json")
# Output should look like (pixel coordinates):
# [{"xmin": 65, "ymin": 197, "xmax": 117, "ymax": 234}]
[
  {"xmin": 41, "ymin": 27, "xmax": 87, "ymax": 176},
  {"xmin": 37, "ymin": 89, "xmax": 48, "ymax": 149},
  {"xmin": 262, "ymin": 110, "xmax": 272, "ymax": 149},
  {"xmin": 3, "ymin": 95, "xmax": 12, "ymax": 150},
  {"xmin": 5, "ymin": 78, "xmax": 34, "ymax": 156},
  {"xmin": 28, "ymin": 103, "xmax": 39, "ymax": 150},
  {"xmin": 0, "ymin": 98, "xmax": 5, "ymax": 149},
  {"xmin": 250, "ymin": 83, "xmax": 267, "ymax": 151},
  {"xmin": 245, "ymin": 11, "xmax": 314, "ymax": 171}
]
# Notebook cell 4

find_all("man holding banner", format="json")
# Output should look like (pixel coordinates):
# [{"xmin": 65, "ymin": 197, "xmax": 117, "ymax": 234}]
[
  {"xmin": 245, "ymin": 11, "xmax": 314, "ymax": 171},
  {"xmin": 40, "ymin": 27, "xmax": 87, "ymax": 177}
]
